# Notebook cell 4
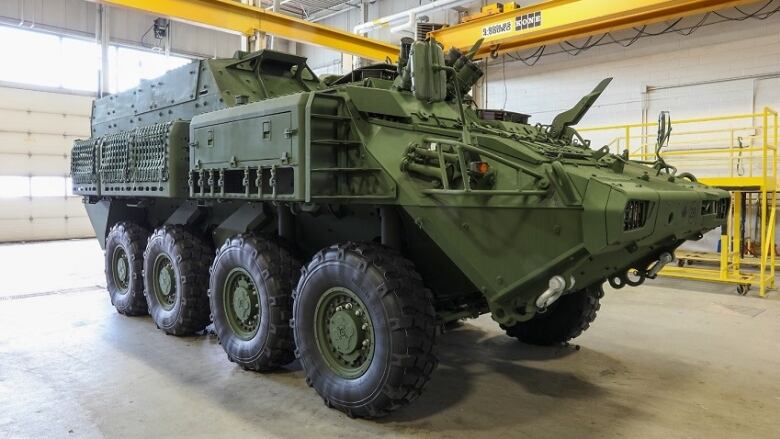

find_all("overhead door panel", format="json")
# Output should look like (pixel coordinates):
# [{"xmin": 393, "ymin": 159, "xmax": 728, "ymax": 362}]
[
  {"xmin": 0, "ymin": 86, "xmax": 93, "ymax": 242},
  {"xmin": 0, "ymin": 108, "xmax": 87, "ymax": 135},
  {"xmin": 0, "ymin": 132, "xmax": 76, "ymax": 156}
]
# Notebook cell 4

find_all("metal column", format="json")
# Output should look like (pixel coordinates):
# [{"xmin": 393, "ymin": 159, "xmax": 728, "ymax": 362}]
[{"xmin": 97, "ymin": 5, "xmax": 110, "ymax": 97}]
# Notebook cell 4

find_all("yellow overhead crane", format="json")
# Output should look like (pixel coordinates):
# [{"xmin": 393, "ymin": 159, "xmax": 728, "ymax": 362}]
[
  {"xmin": 430, "ymin": 0, "xmax": 765, "ymax": 57},
  {"xmin": 86, "ymin": 0, "xmax": 400, "ymax": 62},
  {"xmin": 88, "ymin": 0, "xmax": 765, "ymax": 62}
]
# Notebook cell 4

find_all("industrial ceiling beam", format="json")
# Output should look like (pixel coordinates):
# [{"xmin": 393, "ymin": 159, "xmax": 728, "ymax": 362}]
[
  {"xmin": 429, "ymin": 0, "xmax": 765, "ymax": 58},
  {"xmin": 86, "ymin": 0, "xmax": 399, "ymax": 61}
]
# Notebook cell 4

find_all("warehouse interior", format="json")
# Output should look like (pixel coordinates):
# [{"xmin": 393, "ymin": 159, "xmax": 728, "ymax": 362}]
[{"xmin": 1, "ymin": 0, "xmax": 780, "ymax": 437}]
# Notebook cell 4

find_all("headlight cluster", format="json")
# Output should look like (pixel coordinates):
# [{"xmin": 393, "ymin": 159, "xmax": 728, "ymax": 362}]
[
  {"xmin": 701, "ymin": 198, "xmax": 729, "ymax": 219},
  {"xmin": 624, "ymin": 200, "xmax": 650, "ymax": 231}
]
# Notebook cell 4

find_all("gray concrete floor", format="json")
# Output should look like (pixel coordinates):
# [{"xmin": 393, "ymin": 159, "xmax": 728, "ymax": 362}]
[{"xmin": 1, "ymin": 240, "xmax": 780, "ymax": 438}]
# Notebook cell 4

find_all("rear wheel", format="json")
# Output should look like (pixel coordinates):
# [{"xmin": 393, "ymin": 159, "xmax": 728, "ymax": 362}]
[
  {"xmin": 504, "ymin": 285, "xmax": 604, "ymax": 346},
  {"xmin": 293, "ymin": 243, "xmax": 437, "ymax": 418},
  {"xmin": 143, "ymin": 226, "xmax": 212, "ymax": 336},
  {"xmin": 105, "ymin": 222, "xmax": 148, "ymax": 316},
  {"xmin": 209, "ymin": 235, "xmax": 300, "ymax": 371}
]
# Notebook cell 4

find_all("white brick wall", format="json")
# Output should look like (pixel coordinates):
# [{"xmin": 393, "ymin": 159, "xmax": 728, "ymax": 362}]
[{"xmin": 480, "ymin": 13, "xmax": 780, "ymax": 128}]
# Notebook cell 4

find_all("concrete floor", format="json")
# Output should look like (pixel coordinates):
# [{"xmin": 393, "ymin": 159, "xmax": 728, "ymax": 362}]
[{"xmin": 1, "ymin": 240, "xmax": 780, "ymax": 438}]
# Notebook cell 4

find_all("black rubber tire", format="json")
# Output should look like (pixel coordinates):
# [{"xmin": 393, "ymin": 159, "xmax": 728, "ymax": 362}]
[
  {"xmin": 293, "ymin": 242, "xmax": 438, "ymax": 418},
  {"xmin": 209, "ymin": 235, "xmax": 300, "ymax": 371},
  {"xmin": 504, "ymin": 284, "xmax": 604, "ymax": 346},
  {"xmin": 104, "ymin": 222, "xmax": 149, "ymax": 316},
  {"xmin": 143, "ymin": 225, "xmax": 212, "ymax": 336}
]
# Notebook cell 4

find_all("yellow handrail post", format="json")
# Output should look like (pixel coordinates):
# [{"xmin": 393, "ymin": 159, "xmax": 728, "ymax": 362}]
[
  {"xmin": 730, "ymin": 128, "xmax": 735, "ymax": 178},
  {"xmin": 761, "ymin": 201, "xmax": 775, "ymax": 297},
  {"xmin": 772, "ymin": 110, "xmax": 778, "ymax": 288},
  {"xmin": 758, "ymin": 108, "xmax": 768, "ymax": 296},
  {"xmin": 719, "ymin": 234, "xmax": 728, "ymax": 279},
  {"xmin": 625, "ymin": 126, "xmax": 631, "ymax": 157},
  {"xmin": 771, "ymin": 191, "xmax": 777, "ymax": 288},
  {"xmin": 763, "ymin": 108, "xmax": 769, "ymax": 187},
  {"xmin": 770, "ymin": 111, "xmax": 778, "ymax": 288},
  {"xmin": 733, "ymin": 191, "xmax": 742, "ymax": 272},
  {"xmin": 750, "ymin": 135, "xmax": 754, "ymax": 177},
  {"xmin": 774, "ymin": 111, "xmax": 777, "ymax": 153}
]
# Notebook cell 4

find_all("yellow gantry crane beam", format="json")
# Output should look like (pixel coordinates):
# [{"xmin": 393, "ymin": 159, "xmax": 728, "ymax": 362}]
[
  {"xmin": 89, "ymin": 0, "xmax": 765, "ymax": 63},
  {"xmin": 87, "ymin": 0, "xmax": 399, "ymax": 62},
  {"xmin": 430, "ymin": 0, "xmax": 764, "ymax": 57}
]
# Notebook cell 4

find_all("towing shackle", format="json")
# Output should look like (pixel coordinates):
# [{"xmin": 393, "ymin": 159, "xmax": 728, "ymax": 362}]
[{"xmin": 608, "ymin": 252, "xmax": 673, "ymax": 289}]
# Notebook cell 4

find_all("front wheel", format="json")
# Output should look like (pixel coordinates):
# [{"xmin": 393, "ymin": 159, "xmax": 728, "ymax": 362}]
[
  {"xmin": 504, "ymin": 285, "xmax": 604, "ymax": 346},
  {"xmin": 293, "ymin": 243, "xmax": 437, "ymax": 418}
]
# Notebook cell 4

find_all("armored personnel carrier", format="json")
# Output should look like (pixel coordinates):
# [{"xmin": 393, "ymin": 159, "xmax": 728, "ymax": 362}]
[{"xmin": 71, "ymin": 38, "xmax": 729, "ymax": 418}]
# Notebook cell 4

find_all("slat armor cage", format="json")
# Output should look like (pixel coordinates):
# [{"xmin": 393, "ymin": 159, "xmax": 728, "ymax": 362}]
[
  {"xmin": 71, "ymin": 138, "xmax": 100, "ymax": 196},
  {"xmin": 71, "ymin": 121, "xmax": 190, "ymax": 198}
]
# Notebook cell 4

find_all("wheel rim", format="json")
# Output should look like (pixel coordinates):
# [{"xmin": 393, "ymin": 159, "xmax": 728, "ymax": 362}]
[
  {"xmin": 152, "ymin": 254, "xmax": 177, "ymax": 311},
  {"xmin": 223, "ymin": 268, "xmax": 261, "ymax": 340},
  {"xmin": 111, "ymin": 247, "xmax": 130, "ymax": 293},
  {"xmin": 314, "ymin": 287, "xmax": 374, "ymax": 379}
]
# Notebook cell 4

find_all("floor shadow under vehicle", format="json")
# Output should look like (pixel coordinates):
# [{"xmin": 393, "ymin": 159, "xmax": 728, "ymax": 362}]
[
  {"xmin": 384, "ymin": 322, "xmax": 617, "ymax": 423},
  {"xmin": 102, "ymin": 312, "xmax": 643, "ymax": 437}
]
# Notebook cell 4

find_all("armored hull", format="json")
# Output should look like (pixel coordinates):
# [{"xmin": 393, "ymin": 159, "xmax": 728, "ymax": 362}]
[{"xmin": 72, "ymin": 41, "xmax": 728, "ymax": 417}]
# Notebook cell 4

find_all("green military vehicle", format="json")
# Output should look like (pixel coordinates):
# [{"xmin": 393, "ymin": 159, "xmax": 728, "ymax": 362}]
[{"xmin": 71, "ymin": 38, "xmax": 729, "ymax": 418}]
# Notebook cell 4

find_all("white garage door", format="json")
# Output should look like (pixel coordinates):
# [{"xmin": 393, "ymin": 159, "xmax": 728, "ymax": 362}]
[{"xmin": 0, "ymin": 85, "xmax": 95, "ymax": 242}]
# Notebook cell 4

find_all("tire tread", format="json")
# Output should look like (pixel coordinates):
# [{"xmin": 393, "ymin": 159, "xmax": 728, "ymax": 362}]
[
  {"xmin": 209, "ymin": 234, "xmax": 300, "ymax": 371},
  {"xmin": 144, "ymin": 225, "xmax": 212, "ymax": 336},
  {"xmin": 106, "ymin": 221, "xmax": 149, "ymax": 316},
  {"xmin": 504, "ymin": 285, "xmax": 604, "ymax": 345},
  {"xmin": 295, "ymin": 241, "xmax": 437, "ymax": 418}
]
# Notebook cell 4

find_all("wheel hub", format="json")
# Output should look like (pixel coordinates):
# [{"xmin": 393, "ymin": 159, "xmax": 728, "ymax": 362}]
[
  {"xmin": 232, "ymin": 280, "xmax": 253, "ymax": 322},
  {"xmin": 158, "ymin": 266, "xmax": 173, "ymax": 296},
  {"xmin": 152, "ymin": 255, "xmax": 177, "ymax": 310},
  {"xmin": 314, "ymin": 287, "xmax": 374, "ymax": 378},
  {"xmin": 116, "ymin": 257, "xmax": 127, "ymax": 282},
  {"xmin": 112, "ymin": 247, "xmax": 130, "ymax": 293},
  {"xmin": 223, "ymin": 268, "xmax": 260, "ymax": 340},
  {"xmin": 328, "ymin": 310, "xmax": 362, "ymax": 355}
]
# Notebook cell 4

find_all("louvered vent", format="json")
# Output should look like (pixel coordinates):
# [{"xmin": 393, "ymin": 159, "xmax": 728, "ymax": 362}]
[{"xmin": 416, "ymin": 22, "xmax": 446, "ymax": 41}]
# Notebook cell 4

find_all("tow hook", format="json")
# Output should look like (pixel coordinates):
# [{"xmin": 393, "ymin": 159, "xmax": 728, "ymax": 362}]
[
  {"xmin": 608, "ymin": 252, "xmax": 674, "ymax": 289},
  {"xmin": 646, "ymin": 252, "xmax": 673, "ymax": 279},
  {"xmin": 536, "ymin": 275, "xmax": 576, "ymax": 309}
]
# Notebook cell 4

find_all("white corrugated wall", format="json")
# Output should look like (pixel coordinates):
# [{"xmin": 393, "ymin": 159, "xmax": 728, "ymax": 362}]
[
  {"xmin": 0, "ymin": 85, "xmax": 94, "ymax": 242},
  {"xmin": 480, "ymin": 11, "xmax": 780, "ymax": 129}
]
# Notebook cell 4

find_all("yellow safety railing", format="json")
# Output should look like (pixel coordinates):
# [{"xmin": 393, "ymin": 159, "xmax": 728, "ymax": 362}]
[
  {"xmin": 581, "ymin": 108, "xmax": 778, "ymax": 296},
  {"xmin": 580, "ymin": 108, "xmax": 778, "ymax": 188}
]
